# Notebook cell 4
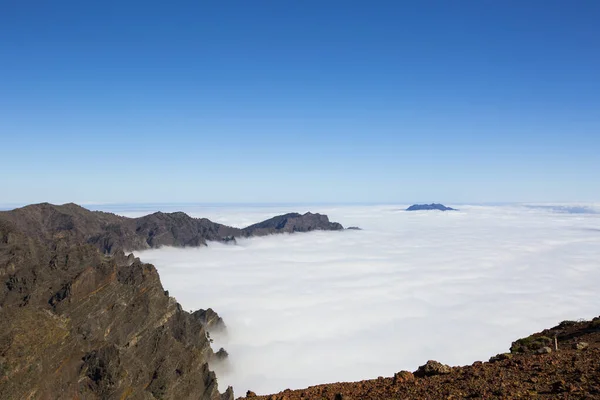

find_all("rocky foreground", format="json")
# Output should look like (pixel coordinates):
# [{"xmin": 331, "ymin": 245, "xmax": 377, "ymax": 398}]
[
  {"xmin": 240, "ymin": 318, "xmax": 600, "ymax": 399},
  {"xmin": 0, "ymin": 203, "xmax": 345, "ymax": 400}
]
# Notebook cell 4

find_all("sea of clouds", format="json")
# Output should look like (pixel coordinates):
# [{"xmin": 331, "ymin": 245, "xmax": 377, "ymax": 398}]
[{"xmin": 118, "ymin": 204, "xmax": 600, "ymax": 396}]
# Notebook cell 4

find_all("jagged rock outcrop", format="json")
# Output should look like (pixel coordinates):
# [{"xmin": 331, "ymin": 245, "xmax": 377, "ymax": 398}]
[
  {"xmin": 213, "ymin": 348, "xmax": 229, "ymax": 361},
  {"xmin": 192, "ymin": 308, "xmax": 227, "ymax": 334},
  {"xmin": 414, "ymin": 360, "xmax": 452, "ymax": 377},
  {"xmin": 0, "ymin": 203, "xmax": 345, "ymax": 399}
]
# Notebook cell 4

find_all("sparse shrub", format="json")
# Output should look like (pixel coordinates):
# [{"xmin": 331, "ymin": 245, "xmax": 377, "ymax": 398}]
[
  {"xmin": 489, "ymin": 353, "xmax": 513, "ymax": 363},
  {"xmin": 558, "ymin": 320, "xmax": 577, "ymax": 328},
  {"xmin": 510, "ymin": 335, "xmax": 553, "ymax": 353},
  {"xmin": 0, "ymin": 361, "xmax": 8, "ymax": 378}
]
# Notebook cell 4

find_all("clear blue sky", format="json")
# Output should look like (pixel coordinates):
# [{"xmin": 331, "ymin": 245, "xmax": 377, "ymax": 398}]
[{"xmin": 1, "ymin": 1, "xmax": 599, "ymax": 205}]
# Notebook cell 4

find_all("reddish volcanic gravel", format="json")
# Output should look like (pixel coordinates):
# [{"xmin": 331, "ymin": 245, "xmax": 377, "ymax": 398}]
[{"xmin": 238, "ymin": 317, "xmax": 600, "ymax": 399}]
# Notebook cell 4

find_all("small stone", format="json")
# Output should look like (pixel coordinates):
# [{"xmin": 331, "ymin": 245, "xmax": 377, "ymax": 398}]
[
  {"xmin": 536, "ymin": 346, "xmax": 552, "ymax": 354},
  {"xmin": 246, "ymin": 390, "xmax": 257, "ymax": 397},
  {"xmin": 573, "ymin": 342, "xmax": 589, "ymax": 350}
]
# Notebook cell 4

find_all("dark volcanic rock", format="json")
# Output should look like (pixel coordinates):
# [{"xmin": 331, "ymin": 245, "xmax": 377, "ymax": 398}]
[
  {"xmin": 406, "ymin": 203, "xmax": 456, "ymax": 211},
  {"xmin": 414, "ymin": 360, "xmax": 452, "ymax": 377},
  {"xmin": 0, "ymin": 203, "xmax": 345, "ymax": 400}
]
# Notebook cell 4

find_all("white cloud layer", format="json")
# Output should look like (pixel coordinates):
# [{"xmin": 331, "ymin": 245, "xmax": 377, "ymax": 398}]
[{"xmin": 131, "ymin": 204, "xmax": 600, "ymax": 396}]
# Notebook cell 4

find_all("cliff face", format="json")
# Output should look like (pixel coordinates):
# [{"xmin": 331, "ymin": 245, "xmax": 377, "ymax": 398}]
[
  {"xmin": 0, "ymin": 203, "xmax": 345, "ymax": 400},
  {"xmin": 0, "ymin": 217, "xmax": 231, "ymax": 400}
]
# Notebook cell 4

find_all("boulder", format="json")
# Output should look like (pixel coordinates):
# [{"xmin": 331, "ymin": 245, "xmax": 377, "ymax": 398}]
[
  {"xmin": 414, "ymin": 360, "xmax": 452, "ymax": 377},
  {"xmin": 574, "ymin": 342, "xmax": 589, "ymax": 350},
  {"xmin": 536, "ymin": 346, "xmax": 552, "ymax": 354}
]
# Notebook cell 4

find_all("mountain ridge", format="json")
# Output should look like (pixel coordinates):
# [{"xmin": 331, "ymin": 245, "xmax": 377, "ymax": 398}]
[
  {"xmin": 0, "ymin": 203, "xmax": 346, "ymax": 400},
  {"xmin": 0, "ymin": 203, "xmax": 345, "ymax": 254}
]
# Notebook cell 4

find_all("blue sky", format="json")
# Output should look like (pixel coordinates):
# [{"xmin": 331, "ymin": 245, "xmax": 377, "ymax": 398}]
[{"xmin": 1, "ymin": 1, "xmax": 599, "ymax": 205}]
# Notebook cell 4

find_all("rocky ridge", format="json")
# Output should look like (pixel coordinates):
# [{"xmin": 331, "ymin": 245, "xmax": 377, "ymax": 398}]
[
  {"xmin": 0, "ymin": 203, "xmax": 345, "ymax": 400},
  {"xmin": 0, "ymin": 203, "xmax": 344, "ymax": 255}
]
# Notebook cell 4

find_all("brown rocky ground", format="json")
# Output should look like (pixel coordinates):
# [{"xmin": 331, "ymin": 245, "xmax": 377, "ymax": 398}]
[{"xmin": 239, "ymin": 318, "xmax": 600, "ymax": 400}]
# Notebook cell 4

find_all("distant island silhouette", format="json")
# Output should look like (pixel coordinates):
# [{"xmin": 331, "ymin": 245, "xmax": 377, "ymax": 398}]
[{"xmin": 406, "ymin": 203, "xmax": 457, "ymax": 211}]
